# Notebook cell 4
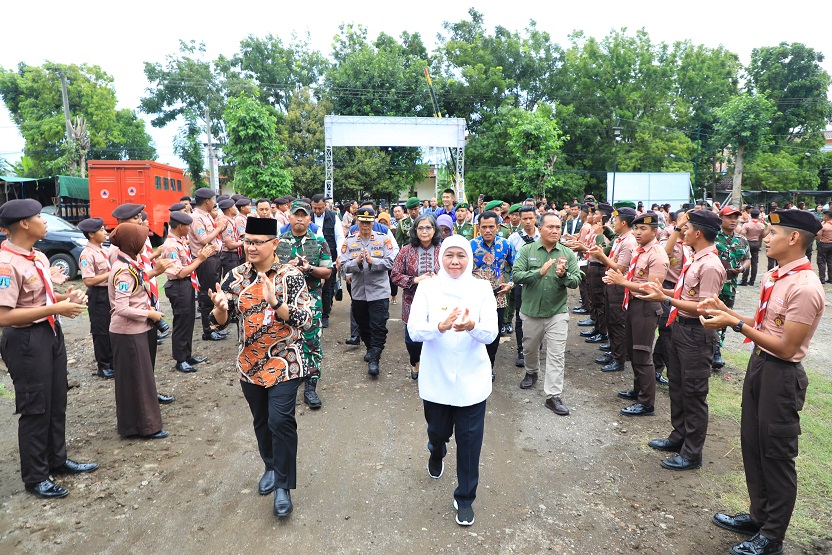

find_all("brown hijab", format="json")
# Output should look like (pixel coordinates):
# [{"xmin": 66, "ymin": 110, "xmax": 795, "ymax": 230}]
[{"xmin": 109, "ymin": 223, "xmax": 148, "ymax": 258}]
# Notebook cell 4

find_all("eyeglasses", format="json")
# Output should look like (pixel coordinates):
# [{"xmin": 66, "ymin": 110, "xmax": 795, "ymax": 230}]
[
  {"xmin": 416, "ymin": 226, "xmax": 434, "ymax": 232},
  {"xmin": 243, "ymin": 238, "xmax": 274, "ymax": 246}
]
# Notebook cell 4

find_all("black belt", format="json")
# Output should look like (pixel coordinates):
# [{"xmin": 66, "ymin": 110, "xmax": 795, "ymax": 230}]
[
  {"xmin": 662, "ymin": 280, "xmax": 676, "ymax": 290},
  {"xmin": 675, "ymin": 315, "xmax": 702, "ymax": 326},
  {"xmin": 588, "ymin": 262, "xmax": 605, "ymax": 267},
  {"xmin": 753, "ymin": 347, "xmax": 796, "ymax": 366}
]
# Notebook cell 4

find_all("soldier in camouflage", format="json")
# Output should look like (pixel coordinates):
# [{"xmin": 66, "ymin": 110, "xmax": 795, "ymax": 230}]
[
  {"xmin": 395, "ymin": 197, "xmax": 421, "ymax": 248},
  {"xmin": 713, "ymin": 205, "xmax": 750, "ymax": 369},
  {"xmin": 275, "ymin": 201, "xmax": 332, "ymax": 408}
]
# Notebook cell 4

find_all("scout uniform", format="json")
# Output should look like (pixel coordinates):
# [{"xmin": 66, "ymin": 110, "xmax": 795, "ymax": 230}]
[
  {"xmin": 653, "ymin": 218, "xmax": 689, "ymax": 381},
  {"xmin": 234, "ymin": 198, "xmax": 250, "ymax": 242},
  {"xmin": 78, "ymin": 217, "xmax": 114, "ymax": 379},
  {"xmin": 0, "ymin": 199, "xmax": 97, "ymax": 495},
  {"xmin": 453, "ymin": 203, "xmax": 474, "ymax": 241},
  {"xmin": 714, "ymin": 210, "xmax": 824, "ymax": 553},
  {"xmin": 189, "ymin": 188, "xmax": 224, "ymax": 339},
  {"xmin": 340, "ymin": 207, "xmax": 397, "ymax": 375},
  {"xmin": 620, "ymin": 213, "xmax": 669, "ymax": 415},
  {"xmin": 275, "ymin": 201, "xmax": 332, "ymax": 407},
  {"xmin": 739, "ymin": 209, "xmax": 766, "ymax": 286},
  {"xmin": 815, "ymin": 210, "xmax": 832, "ymax": 283},
  {"xmin": 659, "ymin": 210, "xmax": 726, "ymax": 468},
  {"xmin": 218, "ymin": 198, "xmax": 242, "ymax": 277},
  {"xmin": 602, "ymin": 207, "xmax": 638, "ymax": 372},
  {"xmin": 161, "ymin": 211, "xmax": 203, "ymax": 371},
  {"xmin": 586, "ymin": 204, "xmax": 614, "ymax": 347}
]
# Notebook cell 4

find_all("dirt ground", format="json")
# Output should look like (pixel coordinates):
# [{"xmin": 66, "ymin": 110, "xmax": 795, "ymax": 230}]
[{"xmin": 1, "ymin": 268, "xmax": 830, "ymax": 555}]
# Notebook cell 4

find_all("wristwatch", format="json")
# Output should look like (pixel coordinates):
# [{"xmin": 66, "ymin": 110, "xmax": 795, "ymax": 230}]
[
  {"xmin": 270, "ymin": 298, "xmax": 284, "ymax": 311},
  {"xmin": 673, "ymin": 226, "xmax": 682, "ymax": 232},
  {"xmin": 732, "ymin": 320, "xmax": 744, "ymax": 333}
]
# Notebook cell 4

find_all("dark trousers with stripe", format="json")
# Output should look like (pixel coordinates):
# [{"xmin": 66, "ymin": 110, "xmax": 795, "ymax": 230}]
[
  {"xmin": 588, "ymin": 263, "xmax": 607, "ymax": 334},
  {"xmin": 165, "ymin": 279, "xmax": 197, "ymax": 363},
  {"xmin": 1, "ymin": 322, "xmax": 68, "ymax": 485},
  {"xmin": 605, "ymin": 285, "xmax": 626, "ymax": 363},
  {"xmin": 424, "ymin": 399, "xmax": 486, "ymax": 508},
  {"xmin": 196, "ymin": 255, "xmax": 221, "ymax": 335},
  {"xmin": 87, "ymin": 286, "xmax": 113, "ymax": 371}
]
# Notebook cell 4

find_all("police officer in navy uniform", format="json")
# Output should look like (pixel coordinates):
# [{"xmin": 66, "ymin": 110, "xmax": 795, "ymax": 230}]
[
  {"xmin": 0, "ymin": 199, "xmax": 98, "ymax": 499},
  {"xmin": 703, "ymin": 210, "xmax": 824, "ymax": 555}
]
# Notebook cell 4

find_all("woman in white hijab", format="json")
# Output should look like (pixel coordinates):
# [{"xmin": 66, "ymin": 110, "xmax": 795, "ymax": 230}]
[{"xmin": 407, "ymin": 234, "xmax": 499, "ymax": 526}]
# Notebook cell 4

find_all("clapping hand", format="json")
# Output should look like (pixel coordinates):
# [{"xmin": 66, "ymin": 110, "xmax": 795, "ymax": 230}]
[
  {"xmin": 452, "ymin": 308, "xmax": 475, "ymax": 332},
  {"xmin": 50, "ymin": 266, "xmax": 68, "ymax": 285},
  {"xmin": 198, "ymin": 244, "xmax": 216, "ymax": 260},
  {"xmin": 258, "ymin": 272, "xmax": 278, "ymax": 306},
  {"xmin": 603, "ymin": 268, "xmax": 625, "ymax": 285},
  {"xmin": 65, "ymin": 286, "xmax": 87, "ymax": 305},
  {"xmin": 697, "ymin": 295, "xmax": 727, "ymax": 313},
  {"xmin": 208, "ymin": 281, "xmax": 229, "ymax": 311},
  {"xmin": 363, "ymin": 249, "xmax": 373, "ymax": 265},
  {"xmin": 635, "ymin": 279, "xmax": 665, "ymax": 301},
  {"xmin": 439, "ymin": 307, "xmax": 462, "ymax": 332}
]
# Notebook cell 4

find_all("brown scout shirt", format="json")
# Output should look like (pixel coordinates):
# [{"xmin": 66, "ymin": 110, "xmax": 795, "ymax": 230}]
[
  {"xmin": 741, "ymin": 219, "xmax": 766, "ymax": 242},
  {"xmin": 220, "ymin": 215, "xmax": 238, "ymax": 253},
  {"xmin": 234, "ymin": 213, "xmax": 247, "ymax": 242},
  {"xmin": 0, "ymin": 242, "xmax": 50, "ymax": 326},
  {"xmin": 80, "ymin": 244, "xmax": 110, "ymax": 287},
  {"xmin": 108, "ymin": 257, "xmax": 152, "ymax": 335},
  {"xmin": 757, "ymin": 257, "xmax": 825, "ymax": 362},
  {"xmin": 629, "ymin": 238, "xmax": 669, "ymax": 286},
  {"xmin": 661, "ymin": 239, "xmax": 687, "ymax": 285},
  {"xmin": 611, "ymin": 231, "xmax": 638, "ymax": 270},
  {"xmin": 161, "ymin": 236, "xmax": 192, "ymax": 282},
  {"xmin": 678, "ymin": 244, "xmax": 726, "ymax": 318},
  {"xmin": 817, "ymin": 221, "xmax": 832, "ymax": 243},
  {"xmin": 188, "ymin": 207, "xmax": 222, "ymax": 256}
]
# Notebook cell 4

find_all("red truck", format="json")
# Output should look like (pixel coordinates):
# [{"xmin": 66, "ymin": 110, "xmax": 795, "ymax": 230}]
[{"xmin": 88, "ymin": 160, "xmax": 189, "ymax": 242}]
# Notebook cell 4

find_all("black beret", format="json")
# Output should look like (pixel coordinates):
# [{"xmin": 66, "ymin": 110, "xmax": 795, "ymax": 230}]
[
  {"xmin": 597, "ymin": 203, "xmax": 613, "ymax": 216},
  {"xmin": 0, "ymin": 198, "xmax": 42, "ymax": 226},
  {"xmin": 632, "ymin": 211, "xmax": 660, "ymax": 227},
  {"xmin": 750, "ymin": 209, "xmax": 761, "ymax": 217},
  {"xmin": 168, "ymin": 203, "xmax": 187, "ymax": 212},
  {"xmin": 687, "ymin": 210, "xmax": 722, "ymax": 232},
  {"xmin": 235, "ymin": 198, "xmax": 251, "ymax": 208},
  {"xmin": 614, "ymin": 207, "xmax": 637, "ymax": 222},
  {"xmin": 245, "ymin": 217, "xmax": 277, "ymax": 236},
  {"xmin": 216, "ymin": 194, "xmax": 230, "ymax": 203},
  {"xmin": 141, "ymin": 212, "xmax": 148, "ymax": 221},
  {"xmin": 169, "ymin": 211, "xmax": 193, "ymax": 226},
  {"xmin": 768, "ymin": 209, "xmax": 822, "ymax": 234},
  {"xmin": 218, "ymin": 199, "xmax": 235, "ymax": 210},
  {"xmin": 355, "ymin": 207, "xmax": 376, "ymax": 221},
  {"xmin": 77, "ymin": 217, "xmax": 105, "ymax": 233},
  {"xmin": 823, "ymin": 209, "xmax": 832, "ymax": 217},
  {"xmin": 194, "ymin": 188, "xmax": 216, "ymax": 200},
  {"xmin": 111, "ymin": 203, "xmax": 145, "ymax": 221}
]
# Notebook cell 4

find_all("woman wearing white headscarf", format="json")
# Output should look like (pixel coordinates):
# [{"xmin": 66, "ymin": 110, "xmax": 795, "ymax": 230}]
[{"xmin": 407, "ymin": 234, "xmax": 498, "ymax": 526}]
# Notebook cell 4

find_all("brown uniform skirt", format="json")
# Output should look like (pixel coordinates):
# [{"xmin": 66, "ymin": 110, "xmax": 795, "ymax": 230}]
[{"xmin": 110, "ymin": 331, "xmax": 162, "ymax": 437}]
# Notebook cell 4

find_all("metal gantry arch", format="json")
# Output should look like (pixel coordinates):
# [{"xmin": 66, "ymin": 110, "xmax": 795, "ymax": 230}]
[{"xmin": 323, "ymin": 115, "xmax": 467, "ymax": 201}]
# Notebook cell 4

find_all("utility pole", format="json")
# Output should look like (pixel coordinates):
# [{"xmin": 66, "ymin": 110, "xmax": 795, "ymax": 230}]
[
  {"xmin": 58, "ymin": 72, "xmax": 73, "ymax": 144},
  {"xmin": 694, "ymin": 123, "xmax": 700, "ymax": 202},
  {"xmin": 205, "ymin": 106, "xmax": 216, "ymax": 191}
]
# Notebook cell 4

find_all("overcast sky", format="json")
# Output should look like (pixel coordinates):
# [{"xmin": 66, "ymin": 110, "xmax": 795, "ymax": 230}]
[{"xmin": 2, "ymin": 0, "xmax": 831, "ymax": 170}]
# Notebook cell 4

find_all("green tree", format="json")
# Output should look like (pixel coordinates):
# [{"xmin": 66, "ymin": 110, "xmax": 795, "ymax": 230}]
[
  {"xmin": 507, "ymin": 105, "xmax": 567, "ymax": 198},
  {"xmin": 713, "ymin": 93, "xmax": 776, "ymax": 203},
  {"xmin": 173, "ymin": 110, "xmax": 207, "ymax": 189},
  {"xmin": 278, "ymin": 88, "xmax": 329, "ymax": 198},
  {"xmin": 0, "ymin": 62, "xmax": 156, "ymax": 176},
  {"xmin": 223, "ymin": 94, "xmax": 291, "ymax": 199}
]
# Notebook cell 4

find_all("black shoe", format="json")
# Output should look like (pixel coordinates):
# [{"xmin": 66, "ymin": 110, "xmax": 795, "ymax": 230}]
[
  {"xmin": 258, "ymin": 470, "xmax": 275, "ymax": 495},
  {"xmin": 515, "ymin": 353, "xmax": 525, "ymax": 367},
  {"xmin": 656, "ymin": 372, "xmax": 669, "ymax": 385},
  {"xmin": 730, "ymin": 533, "xmax": 782, "ymax": 555},
  {"xmin": 712, "ymin": 345, "xmax": 725, "ymax": 369},
  {"xmin": 598, "ymin": 343, "xmax": 611, "ymax": 351},
  {"xmin": 585, "ymin": 333, "xmax": 608, "ymax": 344},
  {"xmin": 648, "ymin": 438, "xmax": 682, "ymax": 452},
  {"xmin": 577, "ymin": 318, "xmax": 595, "ymax": 327},
  {"xmin": 595, "ymin": 355, "xmax": 613, "ymax": 365},
  {"xmin": 601, "ymin": 361, "xmax": 624, "ymax": 372},
  {"xmin": 660, "ymin": 454, "xmax": 701, "ymax": 471},
  {"xmin": 748, "ymin": 282, "xmax": 755, "ymax": 287},
  {"xmin": 141, "ymin": 430, "xmax": 170, "ymax": 440},
  {"xmin": 321, "ymin": 317, "xmax": 329, "ymax": 329},
  {"xmin": 155, "ymin": 319, "xmax": 170, "ymax": 333},
  {"xmin": 186, "ymin": 355, "xmax": 208, "ymax": 365},
  {"xmin": 499, "ymin": 325, "xmax": 507, "ymax": 336},
  {"xmin": 364, "ymin": 348, "xmax": 375, "ymax": 362},
  {"xmin": 519, "ymin": 373, "xmax": 537, "ymax": 389},
  {"xmin": 712, "ymin": 512, "xmax": 761, "ymax": 535},
  {"xmin": 545, "ymin": 396, "xmax": 570, "ymax": 415},
  {"xmin": 303, "ymin": 379, "xmax": 322, "ymax": 409},
  {"xmin": 580, "ymin": 328, "xmax": 599, "ymax": 337},
  {"xmin": 505, "ymin": 323, "xmax": 514, "ymax": 335},
  {"xmin": 97, "ymin": 368, "xmax": 114, "ymax": 379},
  {"xmin": 202, "ymin": 332, "xmax": 226, "ymax": 341},
  {"xmin": 51, "ymin": 459, "xmax": 99, "ymax": 474},
  {"xmin": 617, "ymin": 389, "xmax": 637, "ymax": 400},
  {"xmin": 427, "ymin": 457, "xmax": 443, "ymax": 479},
  {"xmin": 156, "ymin": 330, "xmax": 171, "ymax": 340},
  {"xmin": 273, "ymin": 488, "xmax": 293, "ymax": 517},
  {"xmin": 195, "ymin": 312, "xmax": 201, "ymax": 319},
  {"xmin": 620, "ymin": 403, "xmax": 655, "ymax": 416},
  {"xmin": 345, "ymin": 336, "xmax": 360, "ymax": 345},
  {"xmin": 215, "ymin": 330, "xmax": 230, "ymax": 338},
  {"xmin": 25, "ymin": 479, "xmax": 69, "ymax": 499},
  {"xmin": 491, "ymin": 371, "xmax": 495, "ymax": 382},
  {"xmin": 335, "ymin": 288, "xmax": 343, "ymax": 301},
  {"xmin": 157, "ymin": 393, "xmax": 175, "ymax": 404},
  {"xmin": 175, "ymin": 361, "xmax": 197, "ymax": 373},
  {"xmin": 454, "ymin": 500, "xmax": 475, "ymax": 526},
  {"xmin": 738, "ymin": 281, "xmax": 748, "ymax": 287},
  {"xmin": 156, "ymin": 338, "xmax": 164, "ymax": 345},
  {"xmin": 368, "ymin": 360, "xmax": 379, "ymax": 376},
  {"xmin": 573, "ymin": 307, "xmax": 589, "ymax": 314}
]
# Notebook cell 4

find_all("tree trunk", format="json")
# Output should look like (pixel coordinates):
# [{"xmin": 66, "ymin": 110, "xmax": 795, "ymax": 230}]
[{"xmin": 731, "ymin": 144, "xmax": 744, "ymax": 206}]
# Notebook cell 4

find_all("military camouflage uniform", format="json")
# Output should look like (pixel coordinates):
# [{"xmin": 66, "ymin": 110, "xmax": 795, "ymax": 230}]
[
  {"xmin": 275, "ymin": 230, "xmax": 332, "ymax": 379},
  {"xmin": 715, "ymin": 230, "xmax": 750, "ymax": 304},
  {"xmin": 394, "ymin": 217, "xmax": 414, "ymax": 250}
]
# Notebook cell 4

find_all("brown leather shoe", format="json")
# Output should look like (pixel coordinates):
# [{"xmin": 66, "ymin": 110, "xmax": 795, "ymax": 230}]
[
  {"xmin": 545, "ymin": 396, "xmax": 569, "ymax": 416},
  {"xmin": 519, "ymin": 373, "xmax": 537, "ymax": 389}
]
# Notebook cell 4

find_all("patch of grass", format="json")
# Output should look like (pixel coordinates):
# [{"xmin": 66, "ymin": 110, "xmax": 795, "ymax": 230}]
[
  {"xmin": 0, "ymin": 383, "xmax": 13, "ymax": 400},
  {"xmin": 708, "ymin": 349, "xmax": 832, "ymax": 548}
]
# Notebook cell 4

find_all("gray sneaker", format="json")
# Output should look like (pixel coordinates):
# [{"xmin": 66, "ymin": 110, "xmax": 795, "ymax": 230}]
[{"xmin": 453, "ymin": 500, "xmax": 475, "ymax": 526}]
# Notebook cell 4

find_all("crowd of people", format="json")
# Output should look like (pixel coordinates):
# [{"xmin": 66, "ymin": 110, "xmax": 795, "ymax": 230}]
[{"xmin": 0, "ymin": 187, "xmax": 829, "ymax": 554}]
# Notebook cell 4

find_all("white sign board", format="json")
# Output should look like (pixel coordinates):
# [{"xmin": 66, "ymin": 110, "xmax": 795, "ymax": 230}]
[
  {"xmin": 607, "ymin": 172, "xmax": 692, "ymax": 210},
  {"xmin": 325, "ymin": 116, "xmax": 465, "ymax": 148}
]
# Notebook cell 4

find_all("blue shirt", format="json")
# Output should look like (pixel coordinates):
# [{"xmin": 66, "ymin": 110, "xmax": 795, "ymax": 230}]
[{"xmin": 350, "ymin": 222, "xmax": 389, "ymax": 234}]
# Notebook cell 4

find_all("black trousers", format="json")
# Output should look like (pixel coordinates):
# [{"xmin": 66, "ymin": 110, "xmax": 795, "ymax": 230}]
[
  {"xmin": 196, "ymin": 255, "xmax": 221, "ymax": 335},
  {"xmin": 241, "ymin": 378, "xmax": 301, "ymax": 490},
  {"xmin": 606, "ymin": 285, "xmax": 626, "ymax": 363},
  {"xmin": 389, "ymin": 271, "xmax": 398, "ymax": 298},
  {"xmin": 743, "ymin": 240, "xmax": 762, "ymax": 285},
  {"xmin": 579, "ymin": 268, "xmax": 592, "ymax": 312},
  {"xmin": 485, "ymin": 307, "xmax": 505, "ymax": 367},
  {"xmin": 321, "ymin": 268, "xmax": 336, "ymax": 318},
  {"xmin": 219, "ymin": 251, "xmax": 241, "ymax": 281},
  {"xmin": 513, "ymin": 285, "xmax": 524, "ymax": 352},
  {"xmin": 1, "ymin": 322, "xmax": 68, "ymax": 485},
  {"xmin": 653, "ymin": 280, "xmax": 675, "ymax": 373},
  {"xmin": 742, "ymin": 352, "xmax": 808, "ymax": 542},
  {"xmin": 404, "ymin": 325, "xmax": 422, "ymax": 367},
  {"xmin": 424, "ymin": 399, "xmax": 486, "ymax": 508},
  {"xmin": 165, "ymin": 279, "xmax": 197, "ymax": 363},
  {"xmin": 87, "ymin": 286, "xmax": 113, "ymax": 371},
  {"xmin": 352, "ymin": 298, "xmax": 390, "ymax": 356},
  {"xmin": 587, "ymin": 263, "xmax": 607, "ymax": 335},
  {"xmin": 817, "ymin": 242, "xmax": 832, "ymax": 282},
  {"xmin": 667, "ymin": 319, "xmax": 717, "ymax": 461}
]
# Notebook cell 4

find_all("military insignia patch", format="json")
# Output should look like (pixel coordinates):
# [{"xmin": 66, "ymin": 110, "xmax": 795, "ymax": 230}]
[
  {"xmin": 769, "ymin": 213, "xmax": 780, "ymax": 224},
  {"xmin": 689, "ymin": 289, "xmax": 696, "ymax": 296},
  {"xmin": 774, "ymin": 316, "xmax": 784, "ymax": 327},
  {"xmin": 81, "ymin": 259, "xmax": 88, "ymax": 267},
  {"xmin": 670, "ymin": 257, "xmax": 677, "ymax": 265},
  {"xmin": 644, "ymin": 216, "xmax": 652, "ymax": 224},
  {"xmin": 118, "ymin": 282, "xmax": 130, "ymax": 292},
  {"xmin": 638, "ymin": 270, "xmax": 644, "ymax": 276}
]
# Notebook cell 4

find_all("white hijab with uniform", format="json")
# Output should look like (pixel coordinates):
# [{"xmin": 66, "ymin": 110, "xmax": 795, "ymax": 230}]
[{"xmin": 407, "ymin": 234, "xmax": 498, "ymax": 407}]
